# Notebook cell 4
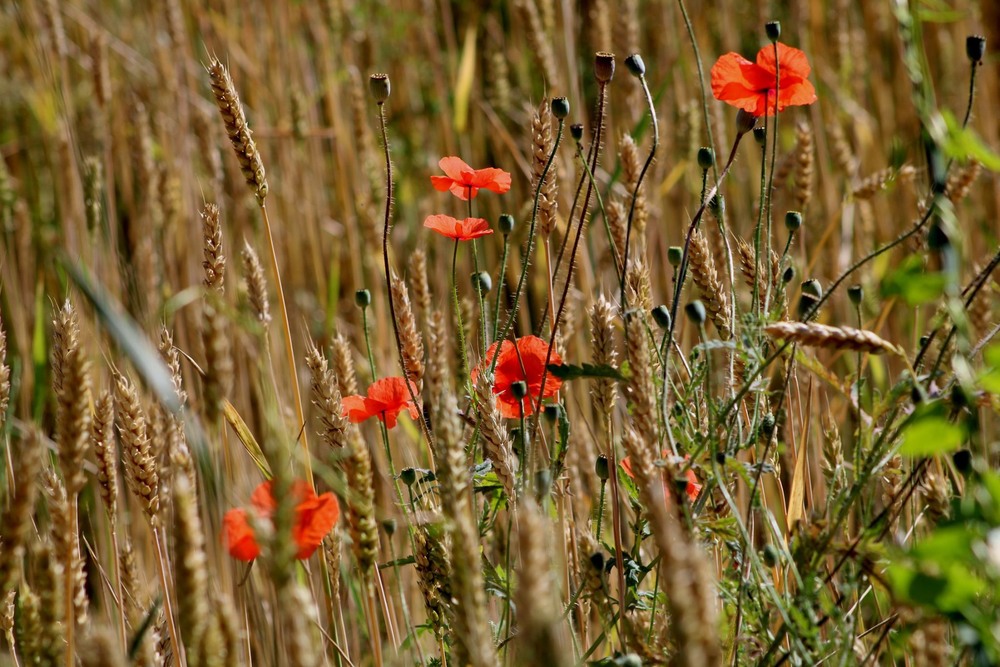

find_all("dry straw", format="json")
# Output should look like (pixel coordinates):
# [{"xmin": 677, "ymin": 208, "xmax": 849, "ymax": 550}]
[{"xmin": 764, "ymin": 321, "xmax": 900, "ymax": 355}]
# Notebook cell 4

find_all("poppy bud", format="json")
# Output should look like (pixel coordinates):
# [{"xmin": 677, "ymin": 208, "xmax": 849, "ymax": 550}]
[
  {"xmin": 624, "ymin": 53, "xmax": 646, "ymax": 77},
  {"xmin": 709, "ymin": 194, "xmax": 726, "ymax": 218},
  {"xmin": 760, "ymin": 413, "xmax": 775, "ymax": 439},
  {"xmin": 400, "ymin": 467, "xmax": 417, "ymax": 487},
  {"xmin": 595, "ymin": 454, "xmax": 610, "ymax": 481},
  {"xmin": 595, "ymin": 52, "xmax": 616, "ymax": 83},
  {"xmin": 801, "ymin": 279, "xmax": 823, "ymax": 299},
  {"xmin": 472, "ymin": 271, "xmax": 492, "ymax": 294},
  {"xmin": 667, "ymin": 246, "xmax": 683, "ymax": 267},
  {"xmin": 765, "ymin": 21, "xmax": 781, "ymax": 42},
  {"xmin": 672, "ymin": 476, "xmax": 692, "ymax": 500},
  {"xmin": 619, "ymin": 654, "xmax": 643, "ymax": 667},
  {"xmin": 510, "ymin": 380, "xmax": 528, "ymax": 400},
  {"xmin": 782, "ymin": 265, "xmax": 795, "ymax": 284},
  {"xmin": 736, "ymin": 109, "xmax": 758, "ymax": 135},
  {"xmin": 589, "ymin": 551, "xmax": 605, "ymax": 572},
  {"xmin": 685, "ymin": 300, "xmax": 707, "ymax": 325},
  {"xmin": 847, "ymin": 285, "xmax": 863, "ymax": 306},
  {"xmin": 927, "ymin": 221, "xmax": 951, "ymax": 250},
  {"xmin": 784, "ymin": 211, "xmax": 802, "ymax": 232},
  {"xmin": 543, "ymin": 403, "xmax": 560, "ymax": 424},
  {"xmin": 966, "ymin": 35, "xmax": 986, "ymax": 64},
  {"xmin": 651, "ymin": 305, "xmax": 671, "ymax": 330},
  {"xmin": 797, "ymin": 292, "xmax": 820, "ymax": 319},
  {"xmin": 762, "ymin": 543, "xmax": 780, "ymax": 567},
  {"xmin": 382, "ymin": 518, "xmax": 396, "ymax": 536},
  {"xmin": 355, "ymin": 289, "xmax": 371, "ymax": 308},
  {"xmin": 498, "ymin": 213, "xmax": 515, "ymax": 235},
  {"xmin": 697, "ymin": 147, "xmax": 715, "ymax": 170},
  {"xmin": 714, "ymin": 451, "xmax": 726, "ymax": 465},
  {"xmin": 551, "ymin": 96, "xmax": 570, "ymax": 119},
  {"xmin": 369, "ymin": 73, "xmax": 390, "ymax": 104},
  {"xmin": 570, "ymin": 123, "xmax": 585, "ymax": 142},
  {"xmin": 953, "ymin": 449, "xmax": 972, "ymax": 475},
  {"xmin": 753, "ymin": 127, "xmax": 767, "ymax": 146}
]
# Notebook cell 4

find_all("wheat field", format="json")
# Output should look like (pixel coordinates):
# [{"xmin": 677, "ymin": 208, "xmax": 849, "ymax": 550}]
[{"xmin": 1, "ymin": 1, "xmax": 999, "ymax": 665}]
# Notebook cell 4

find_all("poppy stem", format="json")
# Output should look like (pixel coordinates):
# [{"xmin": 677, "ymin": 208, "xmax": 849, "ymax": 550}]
[
  {"xmin": 451, "ymin": 239, "xmax": 470, "ymax": 388},
  {"xmin": 676, "ymin": 0, "xmax": 719, "ymax": 183},
  {"xmin": 492, "ymin": 119, "xmax": 564, "ymax": 364},
  {"xmin": 763, "ymin": 43, "xmax": 781, "ymax": 314},
  {"xmin": 492, "ymin": 232, "xmax": 511, "ymax": 342},
  {"xmin": 375, "ymin": 101, "xmax": 433, "ymax": 444},
  {"xmin": 619, "ymin": 69, "xmax": 659, "ymax": 331}
]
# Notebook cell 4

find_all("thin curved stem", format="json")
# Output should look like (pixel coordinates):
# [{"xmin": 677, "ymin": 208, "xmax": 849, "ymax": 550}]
[
  {"xmin": 451, "ymin": 239, "xmax": 469, "ymax": 386},
  {"xmin": 677, "ymin": 0, "xmax": 718, "ymax": 182}
]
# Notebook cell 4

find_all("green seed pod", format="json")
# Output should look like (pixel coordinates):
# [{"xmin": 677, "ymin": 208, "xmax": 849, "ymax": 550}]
[
  {"xmin": 355, "ymin": 289, "xmax": 372, "ymax": 308},
  {"xmin": 685, "ymin": 300, "xmax": 707, "ymax": 325}
]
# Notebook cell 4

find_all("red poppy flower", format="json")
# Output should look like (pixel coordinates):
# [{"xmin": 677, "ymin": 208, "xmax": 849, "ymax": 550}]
[
  {"xmin": 710, "ymin": 42, "xmax": 817, "ymax": 117},
  {"xmin": 341, "ymin": 376, "xmax": 420, "ymax": 429},
  {"xmin": 424, "ymin": 214, "xmax": 494, "ymax": 241},
  {"xmin": 223, "ymin": 480, "xmax": 340, "ymax": 561},
  {"xmin": 471, "ymin": 335, "xmax": 562, "ymax": 419},
  {"xmin": 430, "ymin": 156, "xmax": 512, "ymax": 201},
  {"xmin": 620, "ymin": 453, "xmax": 702, "ymax": 503}
]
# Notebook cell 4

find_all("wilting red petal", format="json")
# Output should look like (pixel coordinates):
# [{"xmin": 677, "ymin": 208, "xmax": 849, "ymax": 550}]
[
  {"xmin": 223, "ymin": 509, "xmax": 261, "ymax": 561},
  {"xmin": 294, "ymin": 492, "xmax": 340, "ymax": 560},
  {"xmin": 341, "ymin": 394, "xmax": 370, "ymax": 423}
]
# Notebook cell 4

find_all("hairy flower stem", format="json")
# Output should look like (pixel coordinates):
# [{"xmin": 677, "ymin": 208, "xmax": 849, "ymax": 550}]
[
  {"xmin": 661, "ymin": 132, "xmax": 745, "ymax": 432},
  {"xmin": 764, "ymin": 45, "xmax": 780, "ymax": 314},
  {"xmin": 451, "ymin": 239, "xmax": 470, "ymax": 388},
  {"xmin": 677, "ymin": 0, "xmax": 718, "ymax": 183},
  {"xmin": 618, "ymin": 71, "xmax": 659, "ymax": 326},
  {"xmin": 468, "ymin": 191, "xmax": 489, "ymax": 354},
  {"xmin": 493, "ymin": 233, "xmax": 512, "ymax": 338},
  {"xmin": 375, "ymin": 102, "xmax": 433, "ymax": 445},
  {"xmin": 530, "ymin": 81, "xmax": 609, "ymax": 446},
  {"xmin": 492, "ymin": 120, "xmax": 564, "ymax": 360},
  {"xmin": 260, "ymin": 203, "xmax": 313, "ymax": 484}
]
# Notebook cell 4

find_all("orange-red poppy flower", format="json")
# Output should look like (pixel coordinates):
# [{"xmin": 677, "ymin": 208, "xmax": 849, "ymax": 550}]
[
  {"xmin": 223, "ymin": 480, "xmax": 339, "ymax": 561},
  {"xmin": 471, "ymin": 335, "xmax": 562, "ymax": 419},
  {"xmin": 710, "ymin": 42, "xmax": 816, "ymax": 117},
  {"xmin": 430, "ymin": 156, "xmax": 512, "ymax": 201},
  {"xmin": 424, "ymin": 214, "xmax": 494, "ymax": 241},
  {"xmin": 620, "ymin": 453, "xmax": 702, "ymax": 503},
  {"xmin": 341, "ymin": 376, "xmax": 420, "ymax": 429}
]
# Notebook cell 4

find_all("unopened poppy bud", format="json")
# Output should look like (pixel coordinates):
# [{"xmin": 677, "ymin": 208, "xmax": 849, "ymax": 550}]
[
  {"xmin": 498, "ymin": 213, "xmax": 515, "ymax": 235},
  {"xmin": 510, "ymin": 380, "xmax": 528, "ymax": 400},
  {"xmin": 651, "ymin": 305, "xmax": 671, "ymax": 329},
  {"xmin": 543, "ymin": 404, "xmax": 560, "ymax": 424},
  {"xmin": 369, "ymin": 73, "xmax": 390, "ymax": 103},
  {"xmin": 595, "ymin": 52, "xmax": 616, "ymax": 83},
  {"xmin": 847, "ymin": 285, "xmax": 863, "ymax": 306},
  {"xmin": 760, "ymin": 413, "xmax": 775, "ymax": 438},
  {"xmin": 697, "ymin": 147, "xmax": 715, "ymax": 170},
  {"xmin": 762, "ymin": 543, "xmax": 780, "ymax": 567},
  {"xmin": 919, "ymin": 334, "xmax": 930, "ymax": 348},
  {"xmin": 966, "ymin": 35, "xmax": 986, "ymax": 64},
  {"xmin": 685, "ymin": 300, "xmax": 707, "ymax": 325},
  {"xmin": 589, "ymin": 551, "xmax": 605, "ymax": 571},
  {"xmin": 782, "ymin": 266, "xmax": 795, "ymax": 284},
  {"xmin": 801, "ymin": 279, "xmax": 823, "ymax": 299},
  {"xmin": 400, "ymin": 467, "xmax": 417, "ymax": 487},
  {"xmin": 709, "ymin": 194, "xmax": 726, "ymax": 217},
  {"xmin": 785, "ymin": 211, "xmax": 802, "ymax": 231},
  {"xmin": 797, "ymin": 292, "xmax": 820, "ymax": 318},
  {"xmin": 355, "ymin": 289, "xmax": 371, "ymax": 308},
  {"xmin": 753, "ymin": 127, "xmax": 767, "ymax": 146},
  {"xmin": 765, "ymin": 21, "xmax": 781, "ymax": 42},
  {"xmin": 595, "ymin": 454, "xmax": 610, "ymax": 481},
  {"xmin": 668, "ymin": 246, "xmax": 683, "ymax": 267},
  {"xmin": 619, "ymin": 654, "xmax": 643, "ymax": 667},
  {"xmin": 570, "ymin": 123, "xmax": 585, "ymax": 142},
  {"xmin": 382, "ymin": 518, "xmax": 396, "ymax": 536},
  {"xmin": 551, "ymin": 96, "xmax": 570, "ymax": 119},
  {"xmin": 625, "ymin": 53, "xmax": 646, "ymax": 77},
  {"xmin": 714, "ymin": 451, "xmax": 726, "ymax": 465},
  {"xmin": 953, "ymin": 449, "xmax": 972, "ymax": 475},
  {"xmin": 736, "ymin": 109, "xmax": 757, "ymax": 135},
  {"xmin": 472, "ymin": 271, "xmax": 492, "ymax": 294}
]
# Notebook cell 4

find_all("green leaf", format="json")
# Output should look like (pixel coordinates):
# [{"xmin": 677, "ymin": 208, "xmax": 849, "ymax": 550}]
[
  {"xmin": 979, "ymin": 345, "xmax": 1000, "ymax": 394},
  {"xmin": 880, "ymin": 255, "xmax": 948, "ymax": 306},
  {"xmin": 899, "ymin": 414, "xmax": 965, "ymax": 456},
  {"xmin": 547, "ymin": 362, "xmax": 625, "ymax": 382},
  {"xmin": 939, "ymin": 111, "xmax": 1000, "ymax": 171}
]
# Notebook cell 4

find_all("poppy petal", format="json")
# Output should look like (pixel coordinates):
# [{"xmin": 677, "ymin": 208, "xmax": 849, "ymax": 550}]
[
  {"xmin": 449, "ymin": 182, "xmax": 477, "ymax": 200},
  {"xmin": 249, "ymin": 480, "xmax": 277, "ymax": 513},
  {"xmin": 472, "ymin": 167, "xmax": 512, "ymax": 194},
  {"xmin": 756, "ymin": 42, "xmax": 812, "ymax": 80},
  {"xmin": 341, "ymin": 394, "xmax": 370, "ymax": 423},
  {"xmin": 438, "ymin": 156, "xmax": 474, "ymax": 181},
  {"xmin": 620, "ymin": 456, "xmax": 635, "ymax": 479},
  {"xmin": 430, "ymin": 175, "xmax": 457, "ymax": 192},
  {"xmin": 223, "ymin": 509, "xmax": 261, "ymax": 561},
  {"xmin": 293, "ymin": 492, "xmax": 340, "ymax": 559}
]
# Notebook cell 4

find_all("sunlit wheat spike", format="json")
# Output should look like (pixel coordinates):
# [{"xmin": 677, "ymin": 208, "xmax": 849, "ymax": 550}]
[
  {"xmin": 51, "ymin": 299, "xmax": 91, "ymax": 497},
  {"xmin": 0, "ymin": 431, "xmax": 42, "ymax": 597},
  {"xmin": 201, "ymin": 202, "xmax": 225, "ymax": 292},
  {"xmin": 764, "ymin": 321, "xmax": 900, "ymax": 355},
  {"xmin": 241, "ymin": 240, "xmax": 271, "ymax": 326},
  {"xmin": 113, "ymin": 372, "xmax": 160, "ymax": 525},
  {"xmin": 689, "ymin": 229, "xmax": 732, "ymax": 339},
  {"xmin": 207, "ymin": 57, "xmax": 268, "ymax": 204}
]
